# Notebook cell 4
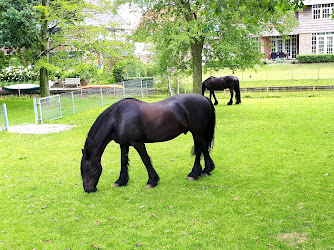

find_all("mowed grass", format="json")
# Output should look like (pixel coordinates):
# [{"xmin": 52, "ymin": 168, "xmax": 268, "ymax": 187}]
[{"xmin": 0, "ymin": 92, "xmax": 333, "ymax": 249}]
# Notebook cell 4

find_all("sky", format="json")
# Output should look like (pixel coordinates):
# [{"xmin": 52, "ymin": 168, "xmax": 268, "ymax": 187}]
[{"xmin": 117, "ymin": 3, "xmax": 142, "ymax": 29}]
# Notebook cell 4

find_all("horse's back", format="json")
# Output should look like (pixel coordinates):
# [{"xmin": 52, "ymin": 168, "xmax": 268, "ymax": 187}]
[
  {"xmin": 203, "ymin": 75, "xmax": 239, "ymax": 91},
  {"xmin": 114, "ymin": 94, "xmax": 212, "ymax": 143}
]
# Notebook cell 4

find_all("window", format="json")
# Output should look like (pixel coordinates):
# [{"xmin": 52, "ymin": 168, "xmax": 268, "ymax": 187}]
[
  {"xmin": 271, "ymin": 40, "xmax": 276, "ymax": 53},
  {"xmin": 312, "ymin": 34, "xmax": 317, "ymax": 54},
  {"xmin": 313, "ymin": 3, "xmax": 334, "ymax": 19},
  {"xmin": 312, "ymin": 32, "xmax": 334, "ymax": 55},
  {"xmin": 277, "ymin": 39, "xmax": 283, "ymax": 52},
  {"xmin": 327, "ymin": 37, "xmax": 333, "ymax": 54}
]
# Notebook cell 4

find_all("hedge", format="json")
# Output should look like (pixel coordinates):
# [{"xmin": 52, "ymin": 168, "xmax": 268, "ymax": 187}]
[{"xmin": 297, "ymin": 54, "xmax": 334, "ymax": 63}]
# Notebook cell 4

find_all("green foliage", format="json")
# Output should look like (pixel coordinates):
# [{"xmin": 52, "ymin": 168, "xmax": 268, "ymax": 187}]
[
  {"xmin": 0, "ymin": 0, "xmax": 40, "ymax": 51},
  {"xmin": 297, "ymin": 54, "xmax": 334, "ymax": 63},
  {"xmin": 0, "ymin": 0, "xmax": 134, "ymax": 96},
  {"xmin": 0, "ymin": 51, "xmax": 10, "ymax": 70},
  {"xmin": 115, "ymin": 0, "xmax": 303, "ymax": 93},
  {"xmin": 112, "ymin": 59, "xmax": 158, "ymax": 82},
  {"xmin": 62, "ymin": 64, "xmax": 98, "ymax": 82},
  {"xmin": 112, "ymin": 66, "xmax": 126, "ymax": 82}
]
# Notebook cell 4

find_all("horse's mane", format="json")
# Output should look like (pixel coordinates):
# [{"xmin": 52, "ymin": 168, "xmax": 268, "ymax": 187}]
[{"xmin": 84, "ymin": 98, "xmax": 136, "ymax": 152}]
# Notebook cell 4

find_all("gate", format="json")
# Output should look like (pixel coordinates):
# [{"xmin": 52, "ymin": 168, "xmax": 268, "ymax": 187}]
[
  {"xmin": 0, "ymin": 103, "xmax": 9, "ymax": 131},
  {"xmin": 33, "ymin": 95, "xmax": 62, "ymax": 124}
]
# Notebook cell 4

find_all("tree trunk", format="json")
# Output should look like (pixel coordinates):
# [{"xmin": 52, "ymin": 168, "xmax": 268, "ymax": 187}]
[
  {"xmin": 40, "ymin": 0, "xmax": 50, "ymax": 97},
  {"xmin": 191, "ymin": 38, "xmax": 204, "ymax": 94}
]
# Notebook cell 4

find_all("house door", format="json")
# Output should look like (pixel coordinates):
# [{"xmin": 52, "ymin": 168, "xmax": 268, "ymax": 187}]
[{"xmin": 271, "ymin": 36, "xmax": 297, "ymax": 59}]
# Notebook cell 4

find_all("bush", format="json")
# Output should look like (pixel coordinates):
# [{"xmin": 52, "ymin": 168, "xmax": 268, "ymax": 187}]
[
  {"xmin": 297, "ymin": 54, "xmax": 334, "ymax": 63},
  {"xmin": 62, "ymin": 63, "xmax": 98, "ymax": 82},
  {"xmin": 0, "ymin": 51, "xmax": 10, "ymax": 70},
  {"xmin": 112, "ymin": 67, "xmax": 126, "ymax": 82},
  {"xmin": 0, "ymin": 66, "xmax": 38, "ymax": 82}
]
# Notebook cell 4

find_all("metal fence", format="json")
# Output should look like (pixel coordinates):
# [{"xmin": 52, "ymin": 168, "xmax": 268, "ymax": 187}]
[
  {"xmin": 0, "ymin": 103, "xmax": 9, "ymax": 131},
  {"xmin": 33, "ymin": 78, "xmax": 155, "ymax": 124}
]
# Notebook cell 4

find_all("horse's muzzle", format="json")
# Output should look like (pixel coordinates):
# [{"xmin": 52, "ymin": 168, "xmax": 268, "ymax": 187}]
[{"xmin": 83, "ymin": 185, "xmax": 97, "ymax": 193}]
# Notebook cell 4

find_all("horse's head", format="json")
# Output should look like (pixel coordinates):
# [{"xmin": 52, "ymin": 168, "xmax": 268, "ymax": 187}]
[{"xmin": 81, "ymin": 149, "xmax": 102, "ymax": 193}]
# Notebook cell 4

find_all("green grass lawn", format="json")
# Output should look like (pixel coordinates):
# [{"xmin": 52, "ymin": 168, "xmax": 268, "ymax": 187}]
[{"xmin": 0, "ymin": 92, "xmax": 333, "ymax": 249}]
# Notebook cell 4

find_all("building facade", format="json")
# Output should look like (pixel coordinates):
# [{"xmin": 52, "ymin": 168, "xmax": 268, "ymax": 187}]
[{"xmin": 261, "ymin": 0, "xmax": 334, "ymax": 60}]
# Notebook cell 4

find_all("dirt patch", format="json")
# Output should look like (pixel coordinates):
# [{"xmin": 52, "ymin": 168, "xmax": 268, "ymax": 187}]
[
  {"xmin": 8, "ymin": 123, "xmax": 75, "ymax": 134},
  {"xmin": 275, "ymin": 233, "xmax": 308, "ymax": 247}
]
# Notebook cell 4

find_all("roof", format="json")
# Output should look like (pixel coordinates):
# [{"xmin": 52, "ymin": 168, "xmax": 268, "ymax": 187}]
[{"xmin": 303, "ymin": 0, "xmax": 334, "ymax": 5}]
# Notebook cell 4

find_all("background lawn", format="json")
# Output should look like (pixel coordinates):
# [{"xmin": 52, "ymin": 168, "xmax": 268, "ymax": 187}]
[{"xmin": 0, "ymin": 92, "xmax": 333, "ymax": 249}]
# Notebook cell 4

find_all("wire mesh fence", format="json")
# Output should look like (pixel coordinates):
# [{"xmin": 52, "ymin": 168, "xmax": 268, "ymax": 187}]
[
  {"xmin": 34, "ymin": 79, "xmax": 156, "ymax": 124},
  {"xmin": 0, "ymin": 103, "xmax": 9, "ymax": 131}
]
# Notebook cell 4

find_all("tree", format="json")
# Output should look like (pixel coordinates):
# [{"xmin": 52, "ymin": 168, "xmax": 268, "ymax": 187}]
[
  {"xmin": 0, "ymin": 0, "xmax": 133, "ymax": 97},
  {"xmin": 113, "ymin": 0, "xmax": 304, "ymax": 94}
]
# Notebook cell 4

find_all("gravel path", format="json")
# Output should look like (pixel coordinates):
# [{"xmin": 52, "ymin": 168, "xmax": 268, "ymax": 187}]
[{"xmin": 8, "ymin": 124, "xmax": 75, "ymax": 134}]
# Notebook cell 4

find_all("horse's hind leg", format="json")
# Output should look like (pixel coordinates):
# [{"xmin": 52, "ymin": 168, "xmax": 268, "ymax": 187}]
[
  {"xmin": 227, "ymin": 88, "xmax": 233, "ymax": 105},
  {"xmin": 187, "ymin": 137, "xmax": 203, "ymax": 180},
  {"xmin": 201, "ymin": 142, "xmax": 215, "ymax": 176},
  {"xmin": 114, "ymin": 144, "xmax": 130, "ymax": 187},
  {"xmin": 133, "ymin": 142, "xmax": 160, "ymax": 188}
]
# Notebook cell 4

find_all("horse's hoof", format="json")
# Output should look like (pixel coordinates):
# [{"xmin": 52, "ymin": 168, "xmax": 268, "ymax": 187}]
[
  {"xmin": 200, "ymin": 173, "xmax": 210, "ymax": 177},
  {"xmin": 113, "ymin": 183, "xmax": 120, "ymax": 187},
  {"xmin": 145, "ymin": 184, "xmax": 155, "ymax": 188},
  {"xmin": 187, "ymin": 176, "xmax": 195, "ymax": 181}
]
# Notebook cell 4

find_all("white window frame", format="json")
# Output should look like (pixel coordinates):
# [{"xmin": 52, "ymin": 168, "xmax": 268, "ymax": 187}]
[
  {"xmin": 312, "ymin": 32, "xmax": 334, "ymax": 55},
  {"xmin": 313, "ymin": 3, "xmax": 334, "ymax": 20}
]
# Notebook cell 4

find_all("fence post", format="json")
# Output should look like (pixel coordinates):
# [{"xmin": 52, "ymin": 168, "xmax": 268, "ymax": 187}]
[
  {"xmin": 2, "ymin": 103, "xmax": 9, "ymax": 130},
  {"xmin": 59, "ymin": 95, "xmax": 63, "ymax": 119},
  {"xmin": 71, "ymin": 92, "xmax": 75, "ymax": 114},
  {"xmin": 38, "ymin": 98, "xmax": 44, "ymax": 124},
  {"xmin": 122, "ymin": 81, "xmax": 125, "ymax": 99},
  {"xmin": 33, "ymin": 98, "xmax": 39, "ymax": 124},
  {"xmin": 100, "ymin": 86, "xmax": 104, "ymax": 107},
  {"xmin": 140, "ymin": 79, "xmax": 144, "ymax": 99},
  {"xmin": 177, "ymin": 76, "xmax": 180, "ymax": 94},
  {"xmin": 266, "ymin": 67, "xmax": 269, "ymax": 96}
]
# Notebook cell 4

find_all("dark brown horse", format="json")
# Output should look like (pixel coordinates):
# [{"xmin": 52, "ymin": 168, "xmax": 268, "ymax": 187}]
[
  {"xmin": 202, "ymin": 75, "xmax": 241, "ymax": 105},
  {"xmin": 81, "ymin": 93, "xmax": 216, "ymax": 193}
]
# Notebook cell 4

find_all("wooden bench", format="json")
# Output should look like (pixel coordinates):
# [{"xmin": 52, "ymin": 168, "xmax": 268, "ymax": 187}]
[{"xmin": 63, "ymin": 78, "xmax": 81, "ymax": 88}]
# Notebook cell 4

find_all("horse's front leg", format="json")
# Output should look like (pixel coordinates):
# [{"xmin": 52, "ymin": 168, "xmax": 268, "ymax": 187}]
[
  {"xmin": 113, "ymin": 144, "xmax": 130, "ymax": 187},
  {"xmin": 132, "ymin": 142, "xmax": 160, "ymax": 188},
  {"xmin": 227, "ymin": 88, "xmax": 233, "ymax": 105},
  {"xmin": 211, "ymin": 91, "xmax": 219, "ymax": 105}
]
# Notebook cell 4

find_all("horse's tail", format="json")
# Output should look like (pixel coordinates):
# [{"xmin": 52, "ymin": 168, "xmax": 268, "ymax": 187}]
[
  {"xmin": 204, "ymin": 97, "xmax": 216, "ymax": 151},
  {"xmin": 234, "ymin": 78, "xmax": 241, "ymax": 104},
  {"xmin": 202, "ymin": 79, "xmax": 208, "ymax": 95}
]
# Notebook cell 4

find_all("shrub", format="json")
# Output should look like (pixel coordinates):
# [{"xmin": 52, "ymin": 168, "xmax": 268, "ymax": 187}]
[
  {"xmin": 62, "ymin": 63, "xmax": 98, "ymax": 82},
  {"xmin": 297, "ymin": 54, "xmax": 334, "ymax": 63},
  {"xmin": 0, "ymin": 66, "xmax": 38, "ymax": 82}
]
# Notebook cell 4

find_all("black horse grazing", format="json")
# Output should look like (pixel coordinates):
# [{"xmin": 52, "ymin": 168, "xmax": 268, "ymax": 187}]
[
  {"xmin": 202, "ymin": 75, "xmax": 241, "ymax": 105},
  {"xmin": 81, "ymin": 93, "xmax": 216, "ymax": 193}
]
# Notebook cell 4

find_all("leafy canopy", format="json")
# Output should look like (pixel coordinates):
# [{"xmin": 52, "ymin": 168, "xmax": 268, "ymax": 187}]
[{"xmin": 114, "ymin": 0, "xmax": 303, "ymax": 74}]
